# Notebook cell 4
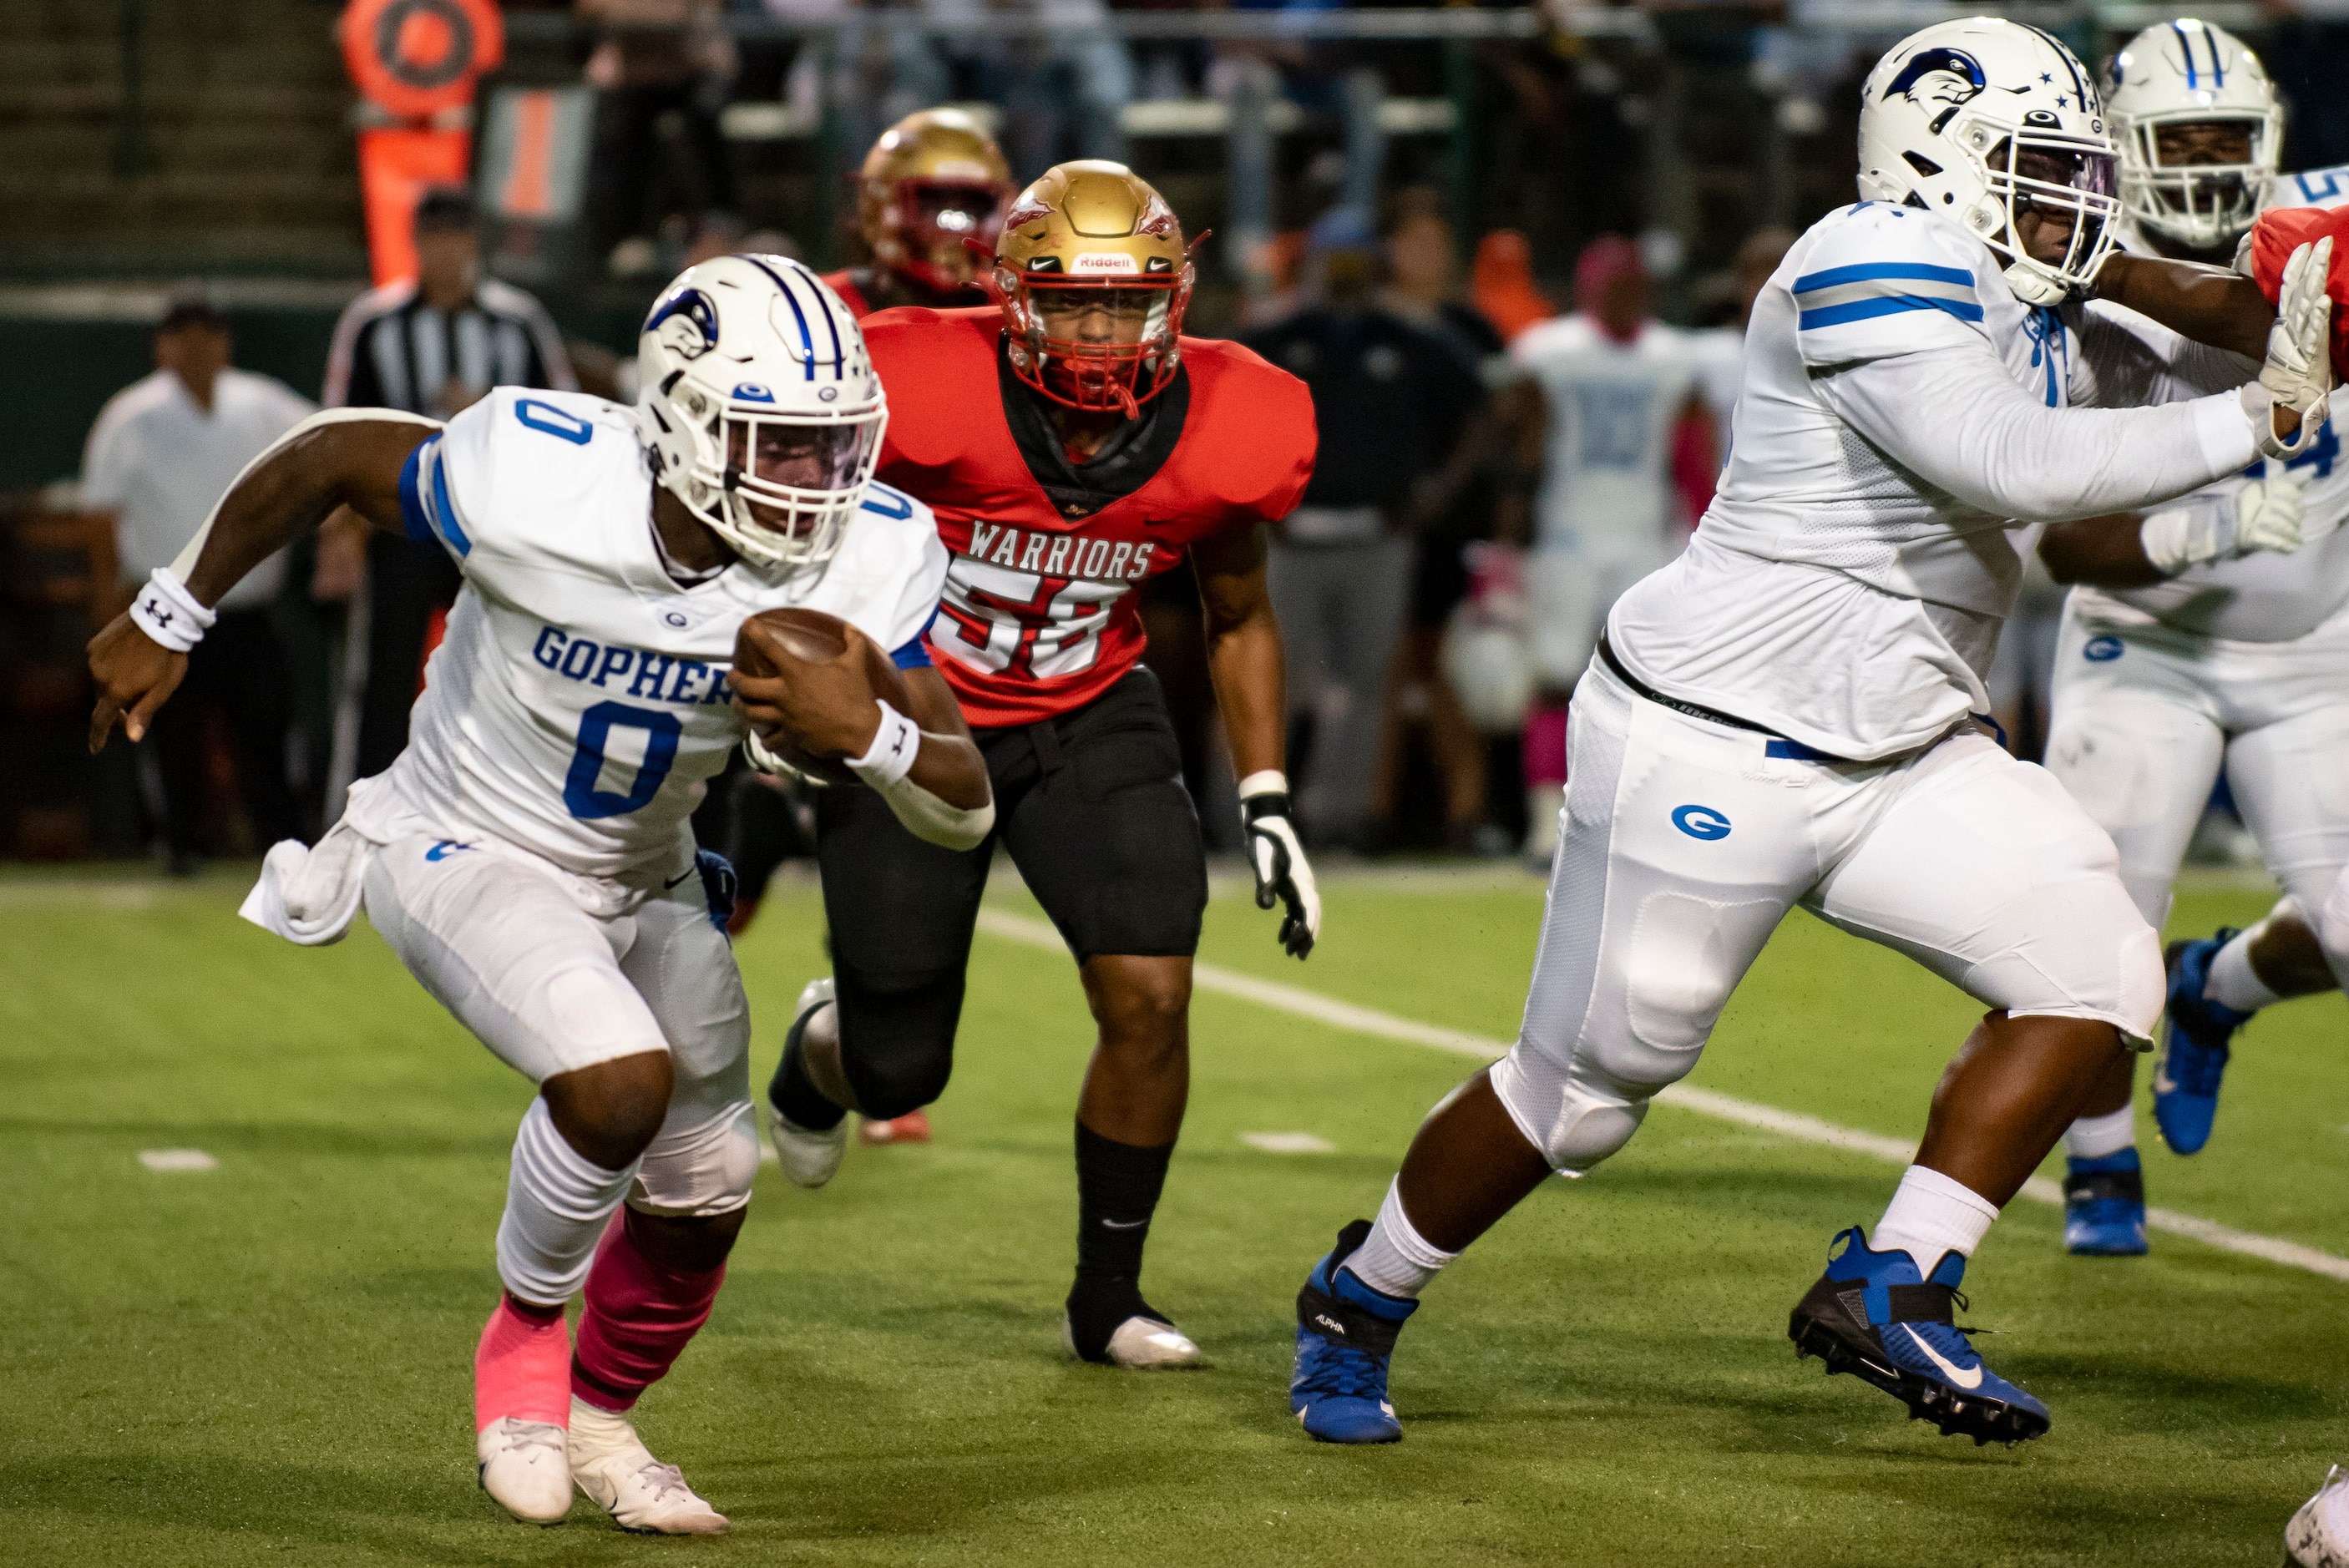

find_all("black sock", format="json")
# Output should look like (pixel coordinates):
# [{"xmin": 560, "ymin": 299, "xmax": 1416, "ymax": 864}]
[
  {"xmin": 1066, "ymin": 1121, "xmax": 1174, "ymax": 1355},
  {"xmin": 767, "ymin": 1021, "xmax": 848, "ymax": 1131}
]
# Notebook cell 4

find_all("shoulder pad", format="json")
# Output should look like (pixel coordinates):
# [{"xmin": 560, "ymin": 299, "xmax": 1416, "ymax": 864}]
[{"xmin": 1786, "ymin": 205, "xmax": 1992, "ymax": 365}]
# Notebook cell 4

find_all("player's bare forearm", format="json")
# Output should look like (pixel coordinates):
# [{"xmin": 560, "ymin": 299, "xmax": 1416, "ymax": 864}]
[
  {"xmin": 1193, "ymin": 524, "xmax": 1286, "ymax": 779},
  {"xmin": 2093, "ymin": 253, "xmax": 2274, "ymax": 361},
  {"xmin": 899, "ymin": 665, "xmax": 990, "ymax": 811},
  {"xmin": 2038, "ymin": 512, "xmax": 2165, "ymax": 588},
  {"xmin": 87, "ymin": 417, "xmax": 430, "ymax": 751}
]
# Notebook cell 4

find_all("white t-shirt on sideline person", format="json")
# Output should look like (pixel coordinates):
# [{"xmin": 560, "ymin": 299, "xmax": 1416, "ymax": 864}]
[{"xmin": 81, "ymin": 367, "xmax": 316, "ymax": 611}]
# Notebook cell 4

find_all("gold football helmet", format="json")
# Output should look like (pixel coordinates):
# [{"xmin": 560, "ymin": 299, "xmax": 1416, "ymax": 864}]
[
  {"xmin": 858, "ymin": 108, "xmax": 1014, "ymax": 295},
  {"xmin": 992, "ymin": 160, "xmax": 1196, "ymax": 416}
]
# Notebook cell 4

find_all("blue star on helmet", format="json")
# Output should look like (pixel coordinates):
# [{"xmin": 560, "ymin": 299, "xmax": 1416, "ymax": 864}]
[
  {"xmin": 2055, "ymin": 94, "xmax": 2068, "ymax": 107},
  {"xmin": 2040, "ymin": 73, "xmax": 2053, "ymax": 83}
]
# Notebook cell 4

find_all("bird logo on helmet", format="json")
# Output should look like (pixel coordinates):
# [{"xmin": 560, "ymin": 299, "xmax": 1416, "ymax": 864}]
[
  {"xmin": 1858, "ymin": 18, "xmax": 2123, "ymax": 304},
  {"xmin": 859, "ymin": 108, "xmax": 1015, "ymax": 297},
  {"xmin": 635, "ymin": 255, "xmax": 887, "ymax": 574},
  {"xmin": 2104, "ymin": 18, "xmax": 2282, "ymax": 257},
  {"xmin": 989, "ymin": 160, "xmax": 1197, "ymax": 417}
]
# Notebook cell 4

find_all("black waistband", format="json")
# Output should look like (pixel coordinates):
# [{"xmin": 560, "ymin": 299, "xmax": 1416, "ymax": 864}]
[
  {"xmin": 1597, "ymin": 635, "xmax": 1767, "ymax": 735},
  {"xmin": 1595, "ymin": 636, "xmax": 1850, "ymax": 764}
]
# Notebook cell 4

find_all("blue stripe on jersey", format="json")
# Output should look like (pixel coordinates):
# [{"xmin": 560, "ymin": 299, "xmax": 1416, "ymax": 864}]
[
  {"xmin": 890, "ymin": 630, "xmax": 934, "ymax": 670},
  {"xmin": 1798, "ymin": 294, "xmax": 1986, "ymax": 330},
  {"xmin": 861, "ymin": 483, "xmax": 914, "ymax": 520},
  {"xmin": 428, "ymin": 441, "xmax": 472, "ymax": 555},
  {"xmin": 1791, "ymin": 261, "xmax": 1976, "ymax": 294},
  {"xmin": 397, "ymin": 438, "xmax": 436, "ymax": 546}
]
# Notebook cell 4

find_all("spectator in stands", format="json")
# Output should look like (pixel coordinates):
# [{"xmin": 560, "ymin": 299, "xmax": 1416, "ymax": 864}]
[
  {"xmin": 79, "ymin": 292, "xmax": 314, "ymax": 873},
  {"xmin": 1468, "ymin": 230, "xmax": 1554, "ymax": 345},
  {"xmin": 997, "ymin": 0, "xmax": 1133, "ymax": 178},
  {"xmin": 318, "ymin": 186, "xmax": 576, "ymax": 816},
  {"xmin": 580, "ymin": 0, "xmax": 739, "ymax": 266},
  {"xmin": 1241, "ymin": 206, "xmax": 1490, "ymax": 850},
  {"xmin": 1364, "ymin": 190, "xmax": 1506, "ymax": 852}
]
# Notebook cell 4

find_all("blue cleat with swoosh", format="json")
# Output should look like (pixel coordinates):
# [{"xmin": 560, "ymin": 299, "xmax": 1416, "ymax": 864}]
[
  {"xmin": 2151, "ymin": 931, "xmax": 2250, "ymax": 1156},
  {"xmin": 1290, "ymin": 1219, "xmax": 1416, "ymax": 1443},
  {"xmin": 1789, "ymin": 1227, "xmax": 2049, "ymax": 1445}
]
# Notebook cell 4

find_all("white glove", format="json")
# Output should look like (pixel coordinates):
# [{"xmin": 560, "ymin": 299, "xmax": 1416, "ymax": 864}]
[
  {"xmin": 1238, "ymin": 771, "xmax": 1319, "ymax": 960},
  {"xmin": 2140, "ymin": 477, "xmax": 2306, "ymax": 573},
  {"xmin": 2255, "ymin": 237, "xmax": 2335, "ymax": 461}
]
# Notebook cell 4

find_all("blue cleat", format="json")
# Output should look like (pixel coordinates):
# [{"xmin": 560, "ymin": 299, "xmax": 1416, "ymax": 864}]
[
  {"xmin": 1789, "ymin": 1227, "xmax": 2050, "ymax": 1445},
  {"xmin": 1290, "ymin": 1219, "xmax": 1416, "ymax": 1444},
  {"xmin": 2152, "ymin": 931, "xmax": 2250, "ymax": 1156},
  {"xmin": 2062, "ymin": 1149, "xmax": 2149, "ymax": 1256}
]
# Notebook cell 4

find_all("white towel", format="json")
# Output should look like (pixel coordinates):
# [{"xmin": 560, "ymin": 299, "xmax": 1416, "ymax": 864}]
[{"xmin": 237, "ymin": 821, "xmax": 372, "ymax": 946}]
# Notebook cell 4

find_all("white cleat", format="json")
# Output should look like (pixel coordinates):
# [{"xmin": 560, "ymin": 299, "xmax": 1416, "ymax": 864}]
[
  {"xmin": 567, "ymin": 1398, "xmax": 728, "ymax": 1535},
  {"xmin": 477, "ymin": 1418, "xmax": 572, "ymax": 1525},
  {"xmin": 1063, "ymin": 1312, "xmax": 1205, "ymax": 1368},
  {"xmin": 2288, "ymin": 1464, "xmax": 2349, "ymax": 1567},
  {"xmin": 767, "ymin": 977, "xmax": 850, "ymax": 1188}
]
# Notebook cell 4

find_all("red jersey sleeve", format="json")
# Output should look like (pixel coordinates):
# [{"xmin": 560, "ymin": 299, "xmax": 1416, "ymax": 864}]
[
  {"xmin": 2246, "ymin": 205, "xmax": 2349, "ymax": 385},
  {"xmin": 1175, "ymin": 336, "xmax": 1318, "ymax": 530}
]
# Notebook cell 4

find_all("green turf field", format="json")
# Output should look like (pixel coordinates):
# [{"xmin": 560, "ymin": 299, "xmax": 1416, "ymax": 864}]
[{"xmin": 3, "ymin": 862, "xmax": 2344, "ymax": 1565}]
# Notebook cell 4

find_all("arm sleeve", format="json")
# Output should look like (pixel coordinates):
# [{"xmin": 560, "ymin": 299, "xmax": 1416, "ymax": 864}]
[
  {"xmin": 1811, "ymin": 346, "xmax": 2259, "ymax": 524},
  {"xmin": 2074, "ymin": 301, "xmax": 2256, "ymax": 408}
]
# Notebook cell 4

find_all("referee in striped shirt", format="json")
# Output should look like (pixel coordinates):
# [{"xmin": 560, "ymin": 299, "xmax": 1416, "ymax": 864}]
[{"xmin": 319, "ymin": 186, "xmax": 576, "ymax": 810}]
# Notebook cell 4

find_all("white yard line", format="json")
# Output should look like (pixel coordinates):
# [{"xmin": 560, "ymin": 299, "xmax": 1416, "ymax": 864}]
[{"xmin": 975, "ymin": 908, "xmax": 2349, "ymax": 1285}]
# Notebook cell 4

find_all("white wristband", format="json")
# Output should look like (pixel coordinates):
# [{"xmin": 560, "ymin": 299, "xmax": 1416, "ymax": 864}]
[
  {"xmin": 1236, "ymin": 769, "xmax": 1289, "ymax": 802},
  {"xmin": 129, "ymin": 567, "xmax": 217, "ymax": 653},
  {"xmin": 848, "ymin": 701, "xmax": 921, "ymax": 789}
]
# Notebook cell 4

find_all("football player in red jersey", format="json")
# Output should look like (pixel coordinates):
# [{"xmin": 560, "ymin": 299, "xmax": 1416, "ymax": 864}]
[
  {"xmin": 721, "ymin": 107, "xmax": 1013, "ymax": 1148},
  {"xmin": 823, "ymin": 108, "xmax": 1014, "ymax": 319},
  {"xmin": 762, "ymin": 160, "xmax": 1321, "ymax": 1368}
]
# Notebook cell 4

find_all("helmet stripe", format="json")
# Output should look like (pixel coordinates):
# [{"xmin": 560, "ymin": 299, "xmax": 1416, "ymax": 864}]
[
  {"xmin": 2021, "ymin": 21, "xmax": 2086, "ymax": 104},
  {"xmin": 2171, "ymin": 21, "xmax": 2198, "ymax": 89},
  {"xmin": 739, "ymin": 253, "xmax": 818, "ymax": 380}
]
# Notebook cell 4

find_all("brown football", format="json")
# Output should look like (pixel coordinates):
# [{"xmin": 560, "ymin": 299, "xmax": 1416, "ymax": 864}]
[{"xmin": 732, "ymin": 607, "xmax": 915, "ymax": 787}]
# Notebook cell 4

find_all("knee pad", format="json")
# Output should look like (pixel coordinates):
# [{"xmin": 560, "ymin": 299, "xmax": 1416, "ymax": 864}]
[
  {"xmin": 1972, "ymin": 873, "xmax": 2166, "ymax": 1046},
  {"xmin": 630, "ymin": 1100, "xmax": 758, "ymax": 1218},
  {"xmin": 1491, "ymin": 1047, "xmax": 1655, "ymax": 1176},
  {"xmin": 837, "ymin": 970, "xmax": 961, "ymax": 1120}
]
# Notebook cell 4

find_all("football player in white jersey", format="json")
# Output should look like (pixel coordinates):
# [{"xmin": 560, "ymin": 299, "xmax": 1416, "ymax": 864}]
[
  {"xmin": 2033, "ymin": 23, "xmax": 2349, "ymax": 1262},
  {"xmin": 86, "ymin": 256, "xmax": 994, "ymax": 1532},
  {"xmin": 1506, "ymin": 235, "xmax": 1714, "ymax": 864},
  {"xmin": 1285, "ymin": 16, "xmax": 2336, "ymax": 1449}
]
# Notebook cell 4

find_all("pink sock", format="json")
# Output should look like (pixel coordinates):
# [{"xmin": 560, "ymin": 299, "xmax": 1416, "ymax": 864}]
[
  {"xmin": 1522, "ymin": 702, "xmax": 1569, "ymax": 788},
  {"xmin": 570, "ymin": 1211, "xmax": 726, "ymax": 1414},
  {"xmin": 474, "ymin": 1294, "xmax": 572, "ymax": 1432}
]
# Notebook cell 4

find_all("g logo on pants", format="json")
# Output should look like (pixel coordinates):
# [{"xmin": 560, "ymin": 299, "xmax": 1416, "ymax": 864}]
[{"xmin": 1671, "ymin": 804, "xmax": 1731, "ymax": 841}]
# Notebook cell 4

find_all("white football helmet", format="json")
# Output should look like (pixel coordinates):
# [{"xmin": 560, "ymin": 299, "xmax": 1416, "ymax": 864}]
[
  {"xmin": 2105, "ymin": 19, "xmax": 2281, "ymax": 256},
  {"xmin": 1858, "ymin": 18, "xmax": 2122, "ymax": 304},
  {"xmin": 636, "ymin": 255, "xmax": 886, "ymax": 574}
]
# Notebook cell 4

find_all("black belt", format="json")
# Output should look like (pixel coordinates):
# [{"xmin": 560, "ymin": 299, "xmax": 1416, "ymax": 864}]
[{"xmin": 1596, "ymin": 636, "xmax": 1845, "ymax": 764}]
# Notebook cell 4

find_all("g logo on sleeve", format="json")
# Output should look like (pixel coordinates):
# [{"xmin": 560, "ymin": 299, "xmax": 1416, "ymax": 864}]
[
  {"xmin": 2083, "ymin": 635, "xmax": 2124, "ymax": 663},
  {"xmin": 1672, "ymin": 804, "xmax": 1732, "ymax": 841}
]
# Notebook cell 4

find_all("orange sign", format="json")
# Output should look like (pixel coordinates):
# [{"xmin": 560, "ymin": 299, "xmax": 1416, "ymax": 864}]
[
  {"xmin": 358, "ymin": 126, "xmax": 472, "ymax": 285},
  {"xmin": 340, "ymin": 0, "xmax": 504, "ymax": 122}
]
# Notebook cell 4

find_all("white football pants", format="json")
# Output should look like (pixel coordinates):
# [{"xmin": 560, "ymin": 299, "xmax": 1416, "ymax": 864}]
[
  {"xmin": 363, "ymin": 834, "xmax": 759, "ymax": 1216},
  {"xmin": 2044, "ymin": 597, "xmax": 2349, "ymax": 988},
  {"xmin": 1491, "ymin": 658, "xmax": 2164, "ymax": 1174}
]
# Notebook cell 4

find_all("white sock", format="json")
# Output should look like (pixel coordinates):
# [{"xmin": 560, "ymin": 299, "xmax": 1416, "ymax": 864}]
[
  {"xmin": 1344, "ymin": 1180, "xmax": 1460, "ymax": 1301},
  {"xmin": 2205, "ymin": 929, "xmax": 2281, "ymax": 1013},
  {"xmin": 1871, "ymin": 1165, "xmax": 1998, "ymax": 1277},
  {"xmin": 495, "ymin": 1099, "xmax": 640, "ymax": 1308},
  {"xmin": 2063, "ymin": 1105, "xmax": 2137, "ymax": 1161}
]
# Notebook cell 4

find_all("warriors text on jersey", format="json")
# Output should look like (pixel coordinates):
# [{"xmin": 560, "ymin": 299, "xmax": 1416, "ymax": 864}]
[
  {"xmin": 1605, "ymin": 199, "xmax": 2260, "ymax": 761},
  {"xmin": 863, "ymin": 306, "xmax": 1316, "ymax": 727},
  {"xmin": 355, "ymin": 387, "xmax": 947, "ymax": 885}
]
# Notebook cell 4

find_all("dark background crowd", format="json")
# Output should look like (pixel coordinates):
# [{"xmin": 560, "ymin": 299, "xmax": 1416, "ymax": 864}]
[{"xmin": 3, "ymin": 0, "xmax": 2341, "ymax": 869}]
